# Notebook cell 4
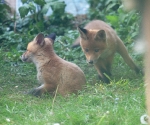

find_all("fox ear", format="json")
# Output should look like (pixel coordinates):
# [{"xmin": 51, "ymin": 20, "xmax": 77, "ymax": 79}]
[
  {"xmin": 77, "ymin": 26, "xmax": 88, "ymax": 40},
  {"xmin": 46, "ymin": 33, "xmax": 56, "ymax": 44},
  {"xmin": 95, "ymin": 30, "xmax": 106, "ymax": 42},
  {"xmin": 34, "ymin": 33, "xmax": 45, "ymax": 46}
]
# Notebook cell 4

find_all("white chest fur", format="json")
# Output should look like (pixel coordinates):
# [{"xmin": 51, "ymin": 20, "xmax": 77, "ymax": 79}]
[{"xmin": 37, "ymin": 68, "xmax": 44, "ymax": 84}]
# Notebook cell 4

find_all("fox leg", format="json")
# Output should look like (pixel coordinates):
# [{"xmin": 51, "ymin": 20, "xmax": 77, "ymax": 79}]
[
  {"xmin": 95, "ymin": 56, "xmax": 114, "ymax": 83},
  {"xmin": 117, "ymin": 38, "xmax": 141, "ymax": 73},
  {"xmin": 28, "ymin": 84, "xmax": 56, "ymax": 97},
  {"xmin": 99, "ymin": 67, "xmax": 110, "ymax": 83},
  {"xmin": 95, "ymin": 61, "xmax": 112, "ymax": 83},
  {"xmin": 28, "ymin": 84, "xmax": 45, "ymax": 97}
]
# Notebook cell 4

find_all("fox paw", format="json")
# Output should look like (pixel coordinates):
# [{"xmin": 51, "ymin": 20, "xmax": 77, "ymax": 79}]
[{"xmin": 28, "ymin": 88, "xmax": 42, "ymax": 97}]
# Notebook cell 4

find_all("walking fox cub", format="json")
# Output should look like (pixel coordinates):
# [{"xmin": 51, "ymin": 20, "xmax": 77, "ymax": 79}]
[
  {"xmin": 21, "ymin": 33, "xmax": 86, "ymax": 96},
  {"xmin": 73, "ymin": 20, "xmax": 140, "ymax": 83}
]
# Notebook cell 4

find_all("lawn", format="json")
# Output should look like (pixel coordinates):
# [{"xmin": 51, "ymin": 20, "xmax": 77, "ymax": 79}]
[{"xmin": 0, "ymin": 45, "xmax": 145, "ymax": 125}]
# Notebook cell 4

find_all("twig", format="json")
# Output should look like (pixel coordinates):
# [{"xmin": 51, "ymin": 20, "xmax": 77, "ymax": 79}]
[{"xmin": 51, "ymin": 84, "xmax": 59, "ymax": 112}]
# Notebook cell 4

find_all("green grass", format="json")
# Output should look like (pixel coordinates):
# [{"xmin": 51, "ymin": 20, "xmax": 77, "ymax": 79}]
[{"xmin": 0, "ymin": 48, "xmax": 145, "ymax": 125}]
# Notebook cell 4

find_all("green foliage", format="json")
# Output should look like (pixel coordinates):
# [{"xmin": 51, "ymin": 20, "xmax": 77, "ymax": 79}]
[
  {"xmin": 106, "ymin": 8, "xmax": 140, "ymax": 44},
  {"xmin": 87, "ymin": 0, "xmax": 120, "ymax": 20},
  {"xmin": 54, "ymin": 30, "xmax": 84, "ymax": 61},
  {"xmin": 0, "ymin": 1, "xmax": 11, "ymax": 23},
  {"xmin": 18, "ymin": 0, "xmax": 73, "ymax": 35},
  {"xmin": 0, "ymin": 0, "xmax": 74, "ymax": 57},
  {"xmin": 0, "ymin": 1, "xmax": 12, "ymax": 35},
  {"xmin": 87, "ymin": 0, "xmax": 141, "ymax": 44}
]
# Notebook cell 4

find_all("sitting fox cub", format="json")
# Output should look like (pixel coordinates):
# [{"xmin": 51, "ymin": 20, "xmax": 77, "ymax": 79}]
[
  {"xmin": 21, "ymin": 33, "xmax": 86, "ymax": 96},
  {"xmin": 72, "ymin": 20, "xmax": 140, "ymax": 83}
]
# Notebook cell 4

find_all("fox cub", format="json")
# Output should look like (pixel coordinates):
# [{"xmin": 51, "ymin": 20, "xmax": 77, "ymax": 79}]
[
  {"xmin": 21, "ymin": 33, "xmax": 86, "ymax": 96},
  {"xmin": 72, "ymin": 20, "xmax": 140, "ymax": 83}
]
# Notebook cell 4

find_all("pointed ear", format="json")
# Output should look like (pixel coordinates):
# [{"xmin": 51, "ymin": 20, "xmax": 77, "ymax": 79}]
[
  {"xmin": 77, "ymin": 26, "xmax": 88, "ymax": 40},
  {"xmin": 95, "ymin": 30, "xmax": 106, "ymax": 41},
  {"xmin": 46, "ymin": 33, "xmax": 56, "ymax": 44},
  {"xmin": 34, "ymin": 33, "xmax": 45, "ymax": 46}
]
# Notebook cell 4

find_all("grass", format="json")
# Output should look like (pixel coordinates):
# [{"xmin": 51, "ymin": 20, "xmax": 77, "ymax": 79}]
[{"xmin": 0, "ymin": 47, "xmax": 145, "ymax": 125}]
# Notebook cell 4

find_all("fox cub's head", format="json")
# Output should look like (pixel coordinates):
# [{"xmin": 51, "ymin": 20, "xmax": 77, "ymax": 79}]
[
  {"xmin": 78, "ymin": 27, "xmax": 107, "ymax": 64},
  {"xmin": 21, "ymin": 33, "xmax": 56, "ymax": 63}
]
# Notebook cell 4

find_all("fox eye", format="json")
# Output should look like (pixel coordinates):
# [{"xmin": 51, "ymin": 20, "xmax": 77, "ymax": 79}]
[
  {"xmin": 95, "ymin": 49, "xmax": 99, "ymax": 52},
  {"xmin": 84, "ymin": 48, "xmax": 89, "ymax": 52}
]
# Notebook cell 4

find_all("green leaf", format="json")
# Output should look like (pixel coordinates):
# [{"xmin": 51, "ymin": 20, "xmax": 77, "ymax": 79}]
[
  {"xmin": 106, "ymin": 15, "xmax": 118, "ymax": 26},
  {"xmin": 21, "ymin": 0, "xmax": 28, "ymax": 4},
  {"xmin": 28, "ymin": 2, "xmax": 36, "ymax": 13},
  {"xmin": 19, "ymin": 6, "xmax": 29, "ymax": 18},
  {"xmin": 41, "ymin": 4, "xmax": 50, "ymax": 14},
  {"xmin": 33, "ymin": 0, "xmax": 46, "ymax": 6},
  {"xmin": 51, "ymin": 1, "xmax": 66, "ymax": 13}
]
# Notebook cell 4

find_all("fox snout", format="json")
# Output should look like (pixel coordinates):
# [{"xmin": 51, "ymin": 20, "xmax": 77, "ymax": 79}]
[
  {"xmin": 86, "ymin": 57, "xmax": 99, "ymax": 64},
  {"xmin": 87, "ymin": 60, "xmax": 94, "ymax": 64},
  {"xmin": 20, "ymin": 54, "xmax": 29, "ymax": 62},
  {"xmin": 85, "ymin": 54, "xmax": 99, "ymax": 65}
]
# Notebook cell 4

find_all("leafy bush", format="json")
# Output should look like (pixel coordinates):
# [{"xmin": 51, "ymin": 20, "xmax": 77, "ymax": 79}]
[
  {"xmin": 54, "ymin": 30, "xmax": 84, "ymax": 61},
  {"xmin": 87, "ymin": 0, "xmax": 120, "ymax": 20},
  {"xmin": 0, "ymin": 1, "xmax": 12, "ymax": 44},
  {"xmin": 0, "ymin": 0, "xmax": 74, "ymax": 53},
  {"xmin": 87, "ymin": 0, "xmax": 141, "ymax": 44},
  {"xmin": 18, "ymin": 0, "xmax": 74, "ymax": 35},
  {"xmin": 0, "ymin": 0, "xmax": 11, "ymax": 24}
]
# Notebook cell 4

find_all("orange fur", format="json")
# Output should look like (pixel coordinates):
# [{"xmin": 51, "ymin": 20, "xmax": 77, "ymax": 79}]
[
  {"xmin": 76, "ymin": 20, "xmax": 140, "ymax": 83},
  {"xmin": 21, "ymin": 33, "xmax": 86, "ymax": 96}
]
